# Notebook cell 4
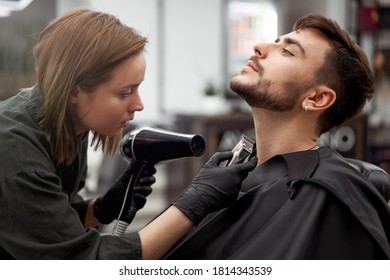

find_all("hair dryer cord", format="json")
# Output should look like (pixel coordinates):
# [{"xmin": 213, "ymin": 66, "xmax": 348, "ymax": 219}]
[{"xmin": 112, "ymin": 161, "xmax": 147, "ymax": 236}]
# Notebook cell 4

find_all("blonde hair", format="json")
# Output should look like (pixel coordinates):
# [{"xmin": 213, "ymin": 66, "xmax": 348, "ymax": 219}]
[{"xmin": 33, "ymin": 8, "xmax": 147, "ymax": 165}]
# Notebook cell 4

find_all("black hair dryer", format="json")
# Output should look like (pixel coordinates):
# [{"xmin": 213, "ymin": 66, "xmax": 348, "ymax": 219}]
[
  {"xmin": 120, "ymin": 126, "xmax": 206, "ymax": 164},
  {"xmin": 112, "ymin": 126, "xmax": 206, "ymax": 236}
]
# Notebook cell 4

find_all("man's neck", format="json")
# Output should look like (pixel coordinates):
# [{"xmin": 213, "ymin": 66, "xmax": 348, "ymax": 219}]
[{"xmin": 252, "ymin": 109, "xmax": 318, "ymax": 165}]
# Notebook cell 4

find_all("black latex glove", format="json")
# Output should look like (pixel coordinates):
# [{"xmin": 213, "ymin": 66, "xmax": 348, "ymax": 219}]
[
  {"xmin": 93, "ymin": 163, "xmax": 156, "ymax": 224},
  {"xmin": 172, "ymin": 151, "xmax": 257, "ymax": 226}
]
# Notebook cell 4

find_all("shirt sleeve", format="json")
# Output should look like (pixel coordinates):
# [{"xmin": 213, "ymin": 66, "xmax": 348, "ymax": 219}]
[{"xmin": 0, "ymin": 171, "xmax": 142, "ymax": 259}]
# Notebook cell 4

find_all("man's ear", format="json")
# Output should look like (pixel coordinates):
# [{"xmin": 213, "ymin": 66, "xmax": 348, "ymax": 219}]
[
  {"xmin": 69, "ymin": 87, "xmax": 79, "ymax": 104},
  {"xmin": 302, "ymin": 86, "xmax": 336, "ymax": 112}
]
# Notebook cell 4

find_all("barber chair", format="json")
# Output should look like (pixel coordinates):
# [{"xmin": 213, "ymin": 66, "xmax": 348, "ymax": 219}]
[{"xmin": 346, "ymin": 158, "xmax": 390, "ymax": 203}]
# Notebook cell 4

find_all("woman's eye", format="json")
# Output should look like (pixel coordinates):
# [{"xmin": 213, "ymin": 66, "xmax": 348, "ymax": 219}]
[{"xmin": 121, "ymin": 89, "xmax": 133, "ymax": 97}]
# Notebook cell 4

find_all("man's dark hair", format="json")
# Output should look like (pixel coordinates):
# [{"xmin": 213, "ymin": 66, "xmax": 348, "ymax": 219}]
[{"xmin": 293, "ymin": 13, "xmax": 375, "ymax": 133}]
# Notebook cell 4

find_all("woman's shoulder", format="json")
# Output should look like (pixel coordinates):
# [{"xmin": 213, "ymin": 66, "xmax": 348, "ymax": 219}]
[{"xmin": 0, "ymin": 90, "xmax": 56, "ymax": 181}]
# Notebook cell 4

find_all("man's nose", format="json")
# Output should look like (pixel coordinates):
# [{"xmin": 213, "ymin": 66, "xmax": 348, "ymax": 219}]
[{"xmin": 252, "ymin": 42, "xmax": 269, "ymax": 59}]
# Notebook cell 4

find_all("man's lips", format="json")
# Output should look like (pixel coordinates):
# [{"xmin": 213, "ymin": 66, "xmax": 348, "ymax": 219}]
[{"xmin": 246, "ymin": 60, "xmax": 258, "ymax": 72}]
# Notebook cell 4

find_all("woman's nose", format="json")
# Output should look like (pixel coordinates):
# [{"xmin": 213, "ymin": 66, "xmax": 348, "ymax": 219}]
[{"xmin": 131, "ymin": 93, "xmax": 144, "ymax": 112}]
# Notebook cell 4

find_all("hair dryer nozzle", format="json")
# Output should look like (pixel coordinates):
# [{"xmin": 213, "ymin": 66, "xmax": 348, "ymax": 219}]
[{"xmin": 120, "ymin": 127, "xmax": 206, "ymax": 164}]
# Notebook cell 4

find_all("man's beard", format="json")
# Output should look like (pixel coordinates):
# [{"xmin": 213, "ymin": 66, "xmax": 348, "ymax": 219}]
[{"xmin": 230, "ymin": 76, "xmax": 306, "ymax": 111}]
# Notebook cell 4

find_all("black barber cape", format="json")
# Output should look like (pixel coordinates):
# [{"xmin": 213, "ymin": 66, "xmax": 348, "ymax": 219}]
[{"xmin": 164, "ymin": 147, "xmax": 390, "ymax": 259}]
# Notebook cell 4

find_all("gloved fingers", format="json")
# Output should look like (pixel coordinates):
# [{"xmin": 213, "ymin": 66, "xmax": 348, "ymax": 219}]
[
  {"xmin": 138, "ymin": 175, "xmax": 156, "ymax": 186},
  {"xmin": 227, "ymin": 156, "xmax": 258, "ymax": 180},
  {"xmin": 235, "ymin": 156, "xmax": 258, "ymax": 172},
  {"xmin": 133, "ymin": 194, "xmax": 147, "ymax": 210},
  {"xmin": 142, "ymin": 165, "xmax": 156, "ymax": 176},
  {"xmin": 133, "ymin": 185, "xmax": 153, "ymax": 197},
  {"xmin": 208, "ymin": 151, "xmax": 234, "ymax": 166}
]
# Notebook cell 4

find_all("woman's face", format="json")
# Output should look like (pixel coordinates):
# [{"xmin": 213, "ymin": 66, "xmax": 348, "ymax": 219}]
[{"xmin": 70, "ymin": 52, "xmax": 146, "ymax": 137}]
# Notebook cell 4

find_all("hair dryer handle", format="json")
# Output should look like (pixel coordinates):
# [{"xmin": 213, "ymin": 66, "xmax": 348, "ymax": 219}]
[{"xmin": 112, "ymin": 161, "xmax": 149, "ymax": 236}]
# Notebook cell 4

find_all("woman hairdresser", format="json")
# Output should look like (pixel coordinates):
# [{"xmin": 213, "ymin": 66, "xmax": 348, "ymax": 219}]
[{"xmin": 0, "ymin": 8, "xmax": 256, "ymax": 259}]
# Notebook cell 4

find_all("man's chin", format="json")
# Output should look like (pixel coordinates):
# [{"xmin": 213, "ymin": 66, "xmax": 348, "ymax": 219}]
[
  {"xmin": 229, "ymin": 76, "xmax": 242, "ymax": 93},
  {"xmin": 229, "ymin": 76, "xmax": 251, "ymax": 95}
]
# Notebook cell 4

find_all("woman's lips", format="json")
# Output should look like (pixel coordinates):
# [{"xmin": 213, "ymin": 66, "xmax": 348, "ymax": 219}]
[{"xmin": 121, "ymin": 118, "xmax": 133, "ymax": 127}]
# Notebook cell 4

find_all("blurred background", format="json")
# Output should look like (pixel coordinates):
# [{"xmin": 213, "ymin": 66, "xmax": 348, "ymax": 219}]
[{"xmin": 1, "ymin": 0, "xmax": 390, "ymax": 231}]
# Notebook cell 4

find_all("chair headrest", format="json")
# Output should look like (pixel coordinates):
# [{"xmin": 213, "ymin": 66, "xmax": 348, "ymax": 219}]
[{"xmin": 346, "ymin": 158, "xmax": 390, "ymax": 203}]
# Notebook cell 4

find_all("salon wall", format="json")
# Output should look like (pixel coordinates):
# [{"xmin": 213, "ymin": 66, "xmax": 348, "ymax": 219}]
[
  {"xmin": 0, "ymin": 0, "xmax": 55, "ymax": 100},
  {"xmin": 88, "ymin": 0, "xmax": 224, "ymax": 126}
]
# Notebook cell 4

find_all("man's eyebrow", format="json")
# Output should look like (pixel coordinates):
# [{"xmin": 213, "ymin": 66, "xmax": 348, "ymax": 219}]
[{"xmin": 277, "ymin": 36, "xmax": 306, "ymax": 56}]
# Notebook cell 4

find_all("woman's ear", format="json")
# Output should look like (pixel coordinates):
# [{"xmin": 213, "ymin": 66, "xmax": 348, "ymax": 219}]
[
  {"xmin": 69, "ymin": 87, "xmax": 79, "ymax": 104},
  {"xmin": 302, "ymin": 86, "xmax": 336, "ymax": 112}
]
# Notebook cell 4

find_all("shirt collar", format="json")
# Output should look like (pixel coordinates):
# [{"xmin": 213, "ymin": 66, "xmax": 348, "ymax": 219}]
[
  {"xmin": 278, "ymin": 149, "xmax": 319, "ymax": 182},
  {"xmin": 241, "ymin": 149, "xmax": 320, "ymax": 194},
  {"xmin": 25, "ymin": 85, "xmax": 43, "ymax": 125},
  {"xmin": 277, "ymin": 149, "xmax": 320, "ymax": 198}
]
